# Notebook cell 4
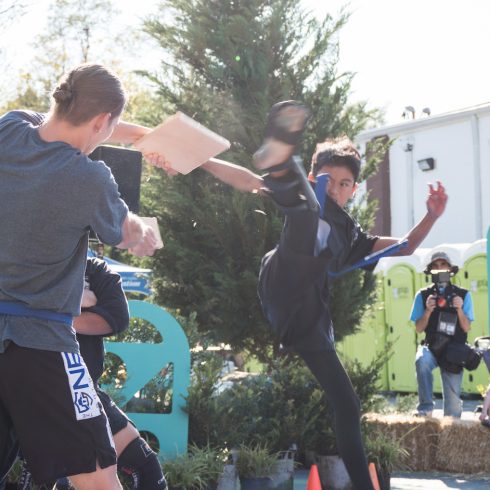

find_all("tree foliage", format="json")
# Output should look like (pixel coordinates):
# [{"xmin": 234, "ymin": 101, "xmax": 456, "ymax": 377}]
[
  {"xmin": 0, "ymin": 0, "xmax": 148, "ymax": 114},
  {"xmin": 0, "ymin": 1, "xmax": 27, "ymax": 102},
  {"xmin": 0, "ymin": 0, "xmax": 24, "ymax": 28},
  {"xmin": 31, "ymin": 0, "xmax": 121, "ymax": 89},
  {"xmin": 140, "ymin": 0, "xmax": 383, "ymax": 362}
]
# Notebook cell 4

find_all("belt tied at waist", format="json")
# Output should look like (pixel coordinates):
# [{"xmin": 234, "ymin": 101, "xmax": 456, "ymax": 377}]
[{"xmin": 0, "ymin": 301, "xmax": 72, "ymax": 325}]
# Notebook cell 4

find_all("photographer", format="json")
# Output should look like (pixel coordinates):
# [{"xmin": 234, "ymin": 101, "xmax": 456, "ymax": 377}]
[{"xmin": 410, "ymin": 252, "xmax": 474, "ymax": 418}]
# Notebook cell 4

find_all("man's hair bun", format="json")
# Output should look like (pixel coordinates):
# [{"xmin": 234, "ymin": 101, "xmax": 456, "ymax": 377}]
[{"xmin": 52, "ymin": 82, "xmax": 74, "ymax": 103}]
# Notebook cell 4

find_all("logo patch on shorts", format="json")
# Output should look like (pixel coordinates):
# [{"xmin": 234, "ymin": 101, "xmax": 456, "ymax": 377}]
[
  {"xmin": 140, "ymin": 439, "xmax": 153, "ymax": 458},
  {"xmin": 61, "ymin": 352, "xmax": 101, "ymax": 420}
]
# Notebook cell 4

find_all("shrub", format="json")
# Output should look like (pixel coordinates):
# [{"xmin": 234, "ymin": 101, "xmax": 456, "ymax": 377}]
[
  {"xmin": 236, "ymin": 444, "xmax": 279, "ymax": 479},
  {"xmin": 185, "ymin": 348, "xmax": 391, "ymax": 460},
  {"xmin": 162, "ymin": 445, "xmax": 228, "ymax": 490},
  {"xmin": 185, "ymin": 352, "xmax": 225, "ymax": 448}
]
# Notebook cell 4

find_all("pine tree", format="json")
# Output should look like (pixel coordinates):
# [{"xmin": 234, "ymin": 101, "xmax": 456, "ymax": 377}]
[{"xmin": 140, "ymin": 0, "xmax": 382, "ymax": 362}]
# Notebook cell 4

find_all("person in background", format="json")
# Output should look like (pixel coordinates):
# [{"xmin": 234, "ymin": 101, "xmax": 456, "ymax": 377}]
[
  {"xmin": 9, "ymin": 257, "xmax": 168, "ymax": 490},
  {"xmin": 410, "ymin": 252, "xmax": 473, "ymax": 418}
]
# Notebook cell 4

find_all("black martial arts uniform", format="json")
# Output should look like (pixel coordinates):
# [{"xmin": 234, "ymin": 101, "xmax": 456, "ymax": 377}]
[{"xmin": 258, "ymin": 178, "xmax": 378, "ymax": 490}]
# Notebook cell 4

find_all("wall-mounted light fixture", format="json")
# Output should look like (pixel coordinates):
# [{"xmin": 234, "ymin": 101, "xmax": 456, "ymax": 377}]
[{"xmin": 417, "ymin": 157, "xmax": 435, "ymax": 171}]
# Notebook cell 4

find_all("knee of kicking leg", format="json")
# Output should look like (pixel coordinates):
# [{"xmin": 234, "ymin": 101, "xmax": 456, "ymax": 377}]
[{"xmin": 118, "ymin": 437, "xmax": 167, "ymax": 490}]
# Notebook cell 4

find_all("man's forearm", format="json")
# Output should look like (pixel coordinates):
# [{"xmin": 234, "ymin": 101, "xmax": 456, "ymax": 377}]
[
  {"xmin": 202, "ymin": 158, "xmax": 264, "ymax": 193},
  {"xmin": 456, "ymin": 309, "xmax": 471, "ymax": 333},
  {"xmin": 74, "ymin": 311, "xmax": 112, "ymax": 335},
  {"xmin": 415, "ymin": 311, "xmax": 431, "ymax": 334},
  {"xmin": 107, "ymin": 121, "xmax": 151, "ymax": 146}
]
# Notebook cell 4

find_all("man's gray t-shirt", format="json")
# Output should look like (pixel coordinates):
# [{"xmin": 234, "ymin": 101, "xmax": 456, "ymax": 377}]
[{"xmin": 0, "ymin": 110, "xmax": 129, "ymax": 353}]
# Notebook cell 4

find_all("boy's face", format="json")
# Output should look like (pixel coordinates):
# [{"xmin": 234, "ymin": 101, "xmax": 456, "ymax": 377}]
[{"xmin": 318, "ymin": 164, "xmax": 358, "ymax": 207}]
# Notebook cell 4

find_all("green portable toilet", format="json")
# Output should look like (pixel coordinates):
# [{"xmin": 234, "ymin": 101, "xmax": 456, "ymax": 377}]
[
  {"xmin": 338, "ymin": 277, "xmax": 388, "ymax": 390},
  {"xmin": 459, "ymin": 240, "xmax": 488, "ymax": 393},
  {"xmin": 384, "ymin": 261, "xmax": 419, "ymax": 392}
]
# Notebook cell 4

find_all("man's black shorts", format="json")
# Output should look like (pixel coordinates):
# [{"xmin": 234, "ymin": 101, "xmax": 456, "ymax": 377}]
[{"xmin": 0, "ymin": 343, "xmax": 117, "ymax": 484}]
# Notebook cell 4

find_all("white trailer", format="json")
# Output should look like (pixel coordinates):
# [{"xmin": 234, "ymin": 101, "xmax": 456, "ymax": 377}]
[{"xmin": 356, "ymin": 103, "xmax": 490, "ymax": 247}]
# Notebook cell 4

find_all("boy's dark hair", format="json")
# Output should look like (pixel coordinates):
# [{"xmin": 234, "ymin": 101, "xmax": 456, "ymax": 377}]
[{"xmin": 310, "ymin": 135, "xmax": 361, "ymax": 182}]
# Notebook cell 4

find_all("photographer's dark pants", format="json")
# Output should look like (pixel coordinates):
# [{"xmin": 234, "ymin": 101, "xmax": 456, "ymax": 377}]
[{"xmin": 258, "ymin": 181, "xmax": 375, "ymax": 490}]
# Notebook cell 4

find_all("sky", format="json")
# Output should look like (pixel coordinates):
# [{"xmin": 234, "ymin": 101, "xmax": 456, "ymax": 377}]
[{"xmin": 1, "ymin": 0, "xmax": 490, "ymax": 126}]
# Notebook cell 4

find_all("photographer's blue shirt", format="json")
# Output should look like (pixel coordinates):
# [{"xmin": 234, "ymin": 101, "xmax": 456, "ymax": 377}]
[{"xmin": 410, "ymin": 290, "xmax": 474, "ymax": 323}]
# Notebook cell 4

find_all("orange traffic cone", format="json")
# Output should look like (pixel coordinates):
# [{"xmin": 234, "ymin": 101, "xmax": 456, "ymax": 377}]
[
  {"xmin": 306, "ymin": 464, "xmax": 322, "ymax": 490},
  {"xmin": 368, "ymin": 462, "xmax": 381, "ymax": 490}
]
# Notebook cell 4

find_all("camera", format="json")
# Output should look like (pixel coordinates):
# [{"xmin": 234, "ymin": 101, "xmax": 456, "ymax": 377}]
[{"xmin": 431, "ymin": 271, "xmax": 455, "ymax": 308}]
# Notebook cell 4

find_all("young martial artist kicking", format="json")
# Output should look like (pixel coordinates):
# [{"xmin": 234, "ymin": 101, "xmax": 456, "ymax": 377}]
[{"xmin": 151, "ymin": 101, "xmax": 448, "ymax": 489}]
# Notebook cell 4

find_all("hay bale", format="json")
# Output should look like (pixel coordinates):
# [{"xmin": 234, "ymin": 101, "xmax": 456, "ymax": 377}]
[
  {"xmin": 364, "ymin": 413, "xmax": 442, "ymax": 471},
  {"xmin": 435, "ymin": 418, "xmax": 490, "ymax": 473}
]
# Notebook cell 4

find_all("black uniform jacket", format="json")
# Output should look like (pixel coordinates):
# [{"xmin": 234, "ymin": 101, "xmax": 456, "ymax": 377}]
[
  {"xmin": 78, "ymin": 257, "xmax": 130, "ymax": 382},
  {"xmin": 258, "ymin": 194, "xmax": 378, "ymax": 352}
]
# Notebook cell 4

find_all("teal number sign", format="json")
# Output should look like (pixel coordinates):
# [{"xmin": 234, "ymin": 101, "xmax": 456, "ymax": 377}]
[
  {"xmin": 488, "ymin": 228, "xmax": 490, "ymax": 335},
  {"xmin": 104, "ymin": 300, "xmax": 190, "ymax": 459}
]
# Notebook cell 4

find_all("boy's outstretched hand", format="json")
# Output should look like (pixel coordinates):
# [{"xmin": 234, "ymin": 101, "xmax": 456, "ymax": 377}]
[{"xmin": 427, "ymin": 181, "xmax": 447, "ymax": 219}]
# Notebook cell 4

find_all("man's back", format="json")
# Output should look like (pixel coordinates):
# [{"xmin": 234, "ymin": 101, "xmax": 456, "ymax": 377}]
[{"xmin": 0, "ymin": 110, "xmax": 128, "ymax": 353}]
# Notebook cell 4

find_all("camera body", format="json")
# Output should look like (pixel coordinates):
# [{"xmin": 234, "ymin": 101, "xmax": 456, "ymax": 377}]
[{"xmin": 431, "ymin": 271, "xmax": 455, "ymax": 309}]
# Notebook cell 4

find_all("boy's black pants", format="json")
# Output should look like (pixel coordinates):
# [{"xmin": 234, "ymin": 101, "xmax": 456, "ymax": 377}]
[{"xmin": 259, "ymin": 197, "xmax": 375, "ymax": 490}]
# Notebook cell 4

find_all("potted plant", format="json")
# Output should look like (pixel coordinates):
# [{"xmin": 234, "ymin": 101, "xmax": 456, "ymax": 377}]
[
  {"xmin": 364, "ymin": 429, "xmax": 409, "ymax": 490},
  {"xmin": 235, "ymin": 444, "xmax": 279, "ymax": 490},
  {"xmin": 162, "ymin": 445, "xmax": 229, "ymax": 490},
  {"xmin": 301, "ymin": 412, "xmax": 352, "ymax": 490},
  {"xmin": 268, "ymin": 449, "xmax": 297, "ymax": 490}
]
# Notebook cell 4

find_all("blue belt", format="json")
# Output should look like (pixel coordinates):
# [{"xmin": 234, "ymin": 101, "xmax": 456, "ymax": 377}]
[{"xmin": 0, "ymin": 301, "xmax": 72, "ymax": 325}]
